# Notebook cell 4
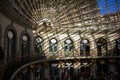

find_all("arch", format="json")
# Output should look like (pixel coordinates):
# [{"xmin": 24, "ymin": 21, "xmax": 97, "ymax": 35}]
[
  {"xmin": 96, "ymin": 37, "xmax": 108, "ymax": 56},
  {"xmin": 49, "ymin": 38, "xmax": 58, "ymax": 57},
  {"xmin": 80, "ymin": 62, "xmax": 91, "ymax": 79},
  {"xmin": 35, "ymin": 64, "xmax": 43, "ymax": 80},
  {"xmin": 21, "ymin": 67, "xmax": 30, "ymax": 80},
  {"xmin": 35, "ymin": 36, "xmax": 44, "ymax": 56},
  {"xmin": 49, "ymin": 63, "xmax": 59, "ymax": 79},
  {"xmin": 4, "ymin": 25, "xmax": 18, "ymax": 62},
  {"xmin": 49, "ymin": 38, "xmax": 58, "ymax": 52},
  {"xmin": 19, "ymin": 30, "xmax": 31, "ymax": 57},
  {"xmin": 80, "ymin": 38, "xmax": 90, "ymax": 56},
  {"xmin": 64, "ymin": 38, "xmax": 74, "ymax": 56}
]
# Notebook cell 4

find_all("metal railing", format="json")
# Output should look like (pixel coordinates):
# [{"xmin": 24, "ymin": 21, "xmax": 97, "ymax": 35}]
[{"xmin": 0, "ymin": 47, "xmax": 119, "ymax": 79}]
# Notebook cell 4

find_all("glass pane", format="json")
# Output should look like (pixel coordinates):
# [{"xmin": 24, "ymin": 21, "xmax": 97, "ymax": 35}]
[
  {"xmin": 97, "ymin": 0, "xmax": 119, "ymax": 15},
  {"xmin": 49, "ymin": 38, "xmax": 58, "ymax": 52}
]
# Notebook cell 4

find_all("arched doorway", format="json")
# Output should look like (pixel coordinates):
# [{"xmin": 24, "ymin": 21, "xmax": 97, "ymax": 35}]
[
  {"xmin": 35, "ymin": 64, "xmax": 43, "ymax": 80},
  {"xmin": 49, "ymin": 63, "xmax": 59, "ymax": 80},
  {"xmin": 35, "ymin": 36, "xmax": 44, "ymax": 56},
  {"xmin": 80, "ymin": 62, "xmax": 90, "ymax": 80},
  {"xmin": 21, "ymin": 67, "xmax": 30, "ymax": 80},
  {"xmin": 80, "ymin": 39, "xmax": 90, "ymax": 56},
  {"xmin": 96, "ymin": 37, "xmax": 107, "ymax": 56},
  {"xmin": 20, "ymin": 31, "xmax": 31, "ymax": 57},
  {"xmin": 4, "ymin": 28, "xmax": 17, "ymax": 62},
  {"xmin": 64, "ymin": 38, "xmax": 74, "ymax": 57},
  {"xmin": 61, "ymin": 62, "xmax": 74, "ymax": 80},
  {"xmin": 49, "ymin": 38, "xmax": 58, "ymax": 57},
  {"xmin": 97, "ymin": 60, "xmax": 108, "ymax": 79}
]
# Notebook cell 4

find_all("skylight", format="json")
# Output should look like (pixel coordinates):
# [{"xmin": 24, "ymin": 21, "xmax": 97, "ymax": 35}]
[{"xmin": 97, "ymin": 0, "xmax": 120, "ymax": 15}]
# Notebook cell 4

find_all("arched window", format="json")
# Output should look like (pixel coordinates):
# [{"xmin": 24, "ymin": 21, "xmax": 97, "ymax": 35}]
[
  {"xmin": 96, "ymin": 37, "xmax": 107, "ymax": 56},
  {"xmin": 35, "ymin": 36, "xmax": 43, "ymax": 55},
  {"xmin": 80, "ymin": 39, "xmax": 90, "ymax": 56},
  {"xmin": 20, "ymin": 33, "xmax": 30, "ymax": 57},
  {"xmin": 35, "ymin": 65, "xmax": 42, "ymax": 80},
  {"xmin": 50, "ymin": 63, "xmax": 58, "ymax": 79},
  {"xmin": 49, "ymin": 38, "xmax": 58, "ymax": 57},
  {"xmin": 115, "ymin": 37, "xmax": 120, "ymax": 55},
  {"xmin": 64, "ymin": 62, "xmax": 74, "ymax": 79},
  {"xmin": 80, "ymin": 63, "xmax": 90, "ymax": 79},
  {"xmin": 5, "ymin": 29, "xmax": 17, "ymax": 62},
  {"xmin": 21, "ymin": 68, "xmax": 30, "ymax": 80},
  {"xmin": 64, "ymin": 38, "xmax": 74, "ymax": 56},
  {"xmin": 49, "ymin": 38, "xmax": 58, "ymax": 52}
]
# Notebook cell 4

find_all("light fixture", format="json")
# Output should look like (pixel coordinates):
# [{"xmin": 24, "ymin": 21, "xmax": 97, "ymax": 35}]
[
  {"xmin": 51, "ymin": 38, "xmax": 57, "ymax": 43},
  {"xmin": 66, "ymin": 39, "xmax": 72, "ymax": 44},
  {"xmin": 8, "ymin": 30, "xmax": 13, "ymax": 39},
  {"xmin": 36, "ymin": 37, "xmax": 42, "ymax": 43},
  {"xmin": 32, "ymin": 30, "xmax": 36, "ymax": 33},
  {"xmin": 82, "ymin": 39, "xmax": 88, "ymax": 44},
  {"xmin": 81, "ymin": 34, "xmax": 84, "ymax": 37},
  {"xmin": 23, "ymin": 35, "xmax": 28, "ymax": 41}
]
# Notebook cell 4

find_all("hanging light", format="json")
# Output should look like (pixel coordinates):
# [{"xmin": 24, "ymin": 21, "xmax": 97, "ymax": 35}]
[
  {"xmin": 82, "ymin": 39, "xmax": 88, "ymax": 44},
  {"xmin": 8, "ymin": 30, "xmax": 13, "ymax": 39},
  {"xmin": 66, "ymin": 39, "xmax": 72, "ymax": 44},
  {"xmin": 36, "ymin": 37, "xmax": 43, "ymax": 43},
  {"xmin": 50, "ymin": 38, "xmax": 57, "ymax": 44},
  {"xmin": 22, "ymin": 35, "xmax": 28, "ymax": 41}
]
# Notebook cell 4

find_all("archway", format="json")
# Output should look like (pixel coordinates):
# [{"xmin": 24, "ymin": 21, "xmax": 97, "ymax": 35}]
[
  {"xmin": 49, "ymin": 38, "xmax": 58, "ymax": 57},
  {"xmin": 20, "ymin": 31, "xmax": 31, "ymax": 57},
  {"xmin": 80, "ymin": 39, "xmax": 90, "ymax": 56},
  {"xmin": 64, "ymin": 38, "xmax": 74, "ymax": 57},
  {"xmin": 4, "ymin": 26, "xmax": 17, "ymax": 62},
  {"xmin": 35, "ymin": 36, "xmax": 44, "ymax": 56},
  {"xmin": 96, "ymin": 37, "xmax": 107, "ymax": 56}
]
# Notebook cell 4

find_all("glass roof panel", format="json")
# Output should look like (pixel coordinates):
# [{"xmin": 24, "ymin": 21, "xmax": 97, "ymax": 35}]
[{"xmin": 97, "ymin": 0, "xmax": 120, "ymax": 14}]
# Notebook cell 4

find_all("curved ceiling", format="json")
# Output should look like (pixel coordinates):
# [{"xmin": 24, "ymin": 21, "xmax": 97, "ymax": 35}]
[
  {"xmin": 0, "ymin": 0, "xmax": 119, "ymax": 29},
  {"xmin": 0, "ymin": 0, "xmax": 120, "ymax": 53},
  {"xmin": 1, "ymin": 0, "xmax": 119, "ymax": 31}
]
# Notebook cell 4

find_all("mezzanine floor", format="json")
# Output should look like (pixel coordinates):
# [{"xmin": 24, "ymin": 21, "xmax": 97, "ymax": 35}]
[{"xmin": 0, "ymin": 54, "xmax": 120, "ymax": 80}]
